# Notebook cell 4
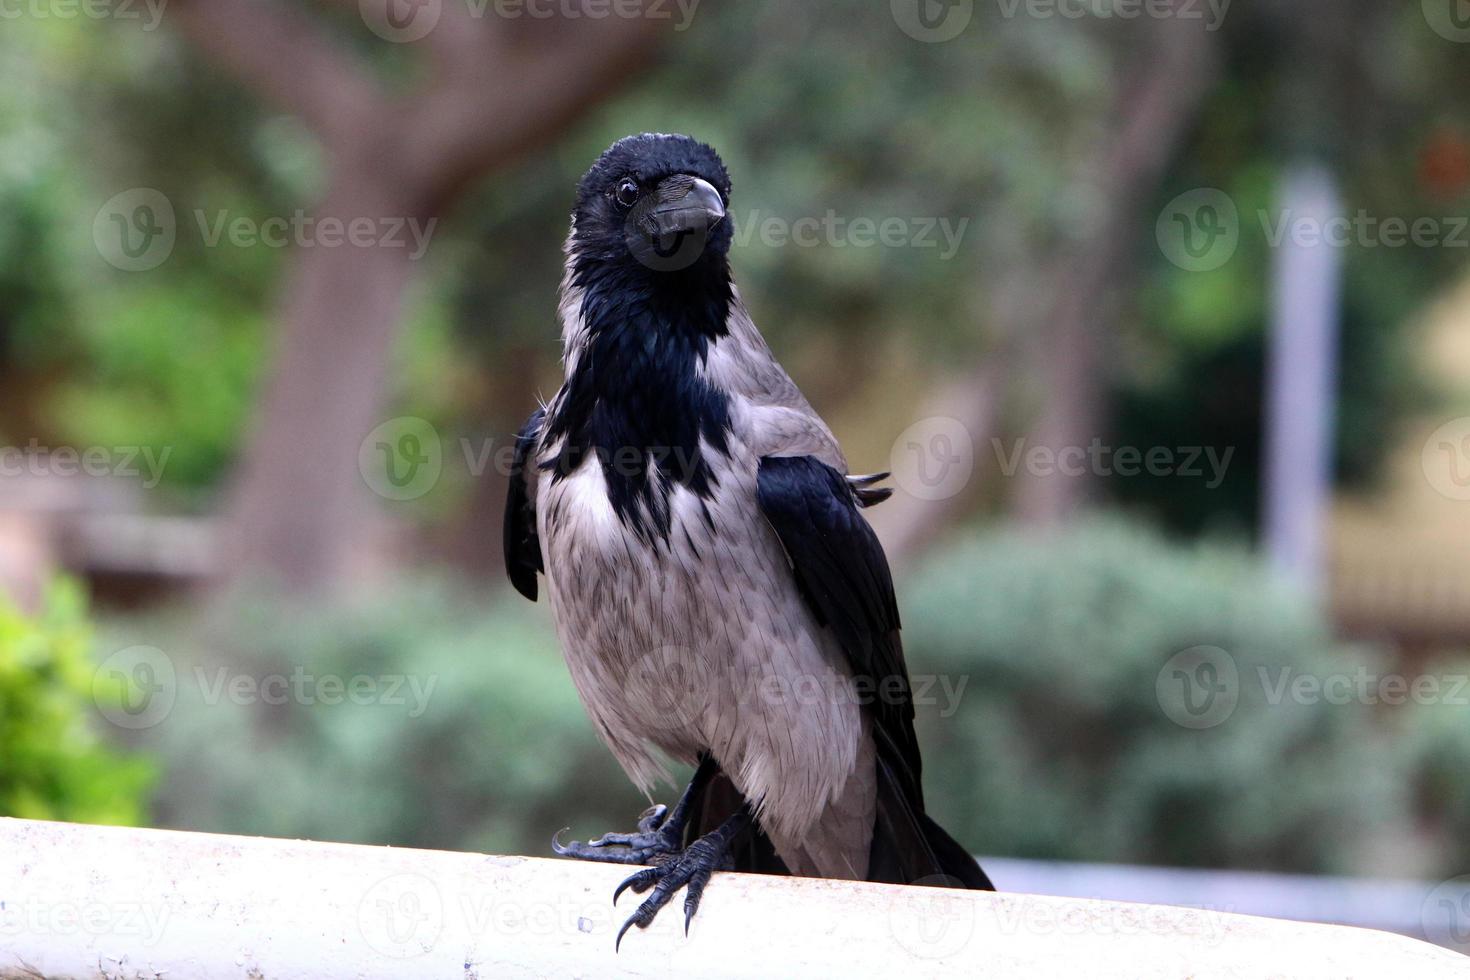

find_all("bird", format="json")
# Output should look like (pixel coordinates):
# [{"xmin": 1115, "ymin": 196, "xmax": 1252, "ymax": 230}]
[{"xmin": 504, "ymin": 132, "xmax": 992, "ymax": 949}]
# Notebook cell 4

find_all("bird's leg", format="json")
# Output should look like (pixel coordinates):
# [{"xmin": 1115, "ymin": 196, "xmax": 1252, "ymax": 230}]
[
  {"xmin": 613, "ymin": 804, "xmax": 751, "ymax": 950},
  {"xmin": 552, "ymin": 753, "xmax": 716, "ymax": 865}
]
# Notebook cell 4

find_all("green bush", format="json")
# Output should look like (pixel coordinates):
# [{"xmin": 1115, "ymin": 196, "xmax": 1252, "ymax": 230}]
[
  {"xmin": 902, "ymin": 519, "xmax": 1411, "ymax": 876},
  {"xmin": 109, "ymin": 584, "xmax": 651, "ymax": 858},
  {"xmin": 0, "ymin": 583, "xmax": 153, "ymax": 824},
  {"xmin": 112, "ymin": 519, "xmax": 1470, "ymax": 880}
]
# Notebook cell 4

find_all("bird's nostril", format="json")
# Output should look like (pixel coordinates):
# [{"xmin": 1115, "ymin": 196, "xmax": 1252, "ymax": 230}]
[{"xmin": 658, "ymin": 174, "xmax": 697, "ymax": 202}]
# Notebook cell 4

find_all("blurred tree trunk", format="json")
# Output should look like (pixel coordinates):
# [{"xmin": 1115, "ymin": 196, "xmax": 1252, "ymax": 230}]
[
  {"xmin": 875, "ymin": 7, "xmax": 1220, "ymax": 561},
  {"xmin": 171, "ymin": 0, "xmax": 665, "ymax": 594},
  {"xmin": 1014, "ymin": 7, "xmax": 1220, "ymax": 525}
]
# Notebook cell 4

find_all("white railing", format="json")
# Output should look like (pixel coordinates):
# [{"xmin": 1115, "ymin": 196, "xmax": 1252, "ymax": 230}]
[{"xmin": 0, "ymin": 818, "xmax": 1464, "ymax": 979}]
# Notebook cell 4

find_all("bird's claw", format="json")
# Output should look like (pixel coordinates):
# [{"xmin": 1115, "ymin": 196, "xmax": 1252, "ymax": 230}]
[
  {"xmin": 612, "ymin": 830, "xmax": 732, "ymax": 951},
  {"xmin": 551, "ymin": 803, "xmax": 683, "ymax": 865}
]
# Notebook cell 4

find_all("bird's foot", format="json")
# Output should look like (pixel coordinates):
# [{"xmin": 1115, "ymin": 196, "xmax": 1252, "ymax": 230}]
[
  {"xmin": 612, "ymin": 808, "xmax": 749, "ymax": 950},
  {"xmin": 552, "ymin": 802, "xmax": 685, "ymax": 865}
]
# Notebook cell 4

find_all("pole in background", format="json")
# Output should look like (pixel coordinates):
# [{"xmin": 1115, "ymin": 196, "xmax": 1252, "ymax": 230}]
[{"xmin": 1261, "ymin": 163, "xmax": 1343, "ymax": 599}]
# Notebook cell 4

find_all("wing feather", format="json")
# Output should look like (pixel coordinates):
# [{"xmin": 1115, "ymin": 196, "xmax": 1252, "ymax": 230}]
[
  {"xmin": 503, "ymin": 408, "xmax": 546, "ymax": 601},
  {"xmin": 755, "ymin": 454, "xmax": 922, "ymax": 795}
]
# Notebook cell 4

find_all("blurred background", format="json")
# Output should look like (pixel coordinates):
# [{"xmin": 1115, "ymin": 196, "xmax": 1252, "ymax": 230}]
[{"xmin": 4, "ymin": 0, "xmax": 1470, "ymax": 956}]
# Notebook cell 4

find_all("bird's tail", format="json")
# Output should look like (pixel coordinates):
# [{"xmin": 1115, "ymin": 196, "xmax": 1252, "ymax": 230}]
[
  {"xmin": 866, "ymin": 732, "xmax": 994, "ymax": 890},
  {"xmin": 684, "ymin": 753, "xmax": 993, "ymax": 890}
]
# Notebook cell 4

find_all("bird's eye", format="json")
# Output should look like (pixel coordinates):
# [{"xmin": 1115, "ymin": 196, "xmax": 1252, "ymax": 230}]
[{"xmin": 612, "ymin": 178, "xmax": 639, "ymax": 208}]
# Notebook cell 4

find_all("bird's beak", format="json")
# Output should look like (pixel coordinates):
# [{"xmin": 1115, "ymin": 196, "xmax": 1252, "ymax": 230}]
[{"xmin": 643, "ymin": 175, "xmax": 726, "ymax": 237}]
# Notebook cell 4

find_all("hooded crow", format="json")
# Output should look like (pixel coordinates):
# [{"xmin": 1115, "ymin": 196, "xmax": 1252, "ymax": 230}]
[{"xmin": 504, "ymin": 132, "xmax": 992, "ymax": 948}]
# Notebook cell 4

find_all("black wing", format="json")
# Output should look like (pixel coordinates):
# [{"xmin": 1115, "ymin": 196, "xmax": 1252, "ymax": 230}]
[
  {"xmin": 503, "ymin": 408, "xmax": 546, "ymax": 601},
  {"xmin": 755, "ymin": 455, "xmax": 922, "ymax": 796},
  {"xmin": 756, "ymin": 454, "xmax": 993, "ymax": 890}
]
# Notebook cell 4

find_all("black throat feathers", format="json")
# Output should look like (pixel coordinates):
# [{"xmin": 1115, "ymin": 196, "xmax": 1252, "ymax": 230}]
[{"xmin": 544, "ymin": 257, "xmax": 735, "ymax": 544}]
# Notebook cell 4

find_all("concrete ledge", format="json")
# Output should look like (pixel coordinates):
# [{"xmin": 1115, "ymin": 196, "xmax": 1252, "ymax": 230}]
[{"xmin": 0, "ymin": 818, "xmax": 1464, "ymax": 979}]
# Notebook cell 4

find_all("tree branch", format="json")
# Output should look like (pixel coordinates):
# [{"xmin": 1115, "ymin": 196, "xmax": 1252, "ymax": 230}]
[
  {"xmin": 171, "ymin": 0, "xmax": 381, "ymax": 145},
  {"xmin": 401, "ymin": 4, "xmax": 668, "ymax": 212}
]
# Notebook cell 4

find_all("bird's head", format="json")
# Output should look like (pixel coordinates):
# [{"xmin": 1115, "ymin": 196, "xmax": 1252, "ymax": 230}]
[{"xmin": 568, "ymin": 133, "xmax": 733, "ymax": 282}]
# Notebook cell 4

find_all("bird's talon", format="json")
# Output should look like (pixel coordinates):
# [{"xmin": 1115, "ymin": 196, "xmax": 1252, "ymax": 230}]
[
  {"xmin": 609, "ymin": 808, "xmax": 747, "ymax": 949},
  {"xmin": 636, "ymin": 804, "xmax": 669, "ymax": 833}
]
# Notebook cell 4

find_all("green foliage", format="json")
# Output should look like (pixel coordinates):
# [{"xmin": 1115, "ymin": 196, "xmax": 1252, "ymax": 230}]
[
  {"xmin": 902, "ymin": 519, "xmax": 1410, "ymax": 875},
  {"xmin": 1399, "ymin": 671, "xmax": 1470, "ymax": 873},
  {"xmin": 109, "ymin": 583, "xmax": 651, "ymax": 857},
  {"xmin": 113, "ymin": 520, "xmax": 1470, "ymax": 879},
  {"xmin": 0, "ymin": 584, "xmax": 153, "ymax": 824}
]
